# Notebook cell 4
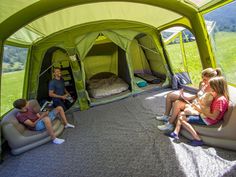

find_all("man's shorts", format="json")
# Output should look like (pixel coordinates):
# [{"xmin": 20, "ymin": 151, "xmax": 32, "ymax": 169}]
[
  {"xmin": 35, "ymin": 109, "xmax": 57, "ymax": 131},
  {"xmin": 187, "ymin": 115, "xmax": 207, "ymax": 125}
]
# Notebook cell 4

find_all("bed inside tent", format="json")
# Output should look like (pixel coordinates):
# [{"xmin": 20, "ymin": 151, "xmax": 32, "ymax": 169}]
[
  {"xmin": 81, "ymin": 33, "xmax": 167, "ymax": 105},
  {"xmin": 130, "ymin": 34, "xmax": 167, "ymax": 91},
  {"xmin": 83, "ymin": 36, "xmax": 131, "ymax": 103}
]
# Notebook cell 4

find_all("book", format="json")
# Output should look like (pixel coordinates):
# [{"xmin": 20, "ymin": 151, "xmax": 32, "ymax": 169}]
[
  {"xmin": 40, "ymin": 101, "xmax": 53, "ymax": 112},
  {"xmin": 180, "ymin": 92, "xmax": 191, "ymax": 104}
]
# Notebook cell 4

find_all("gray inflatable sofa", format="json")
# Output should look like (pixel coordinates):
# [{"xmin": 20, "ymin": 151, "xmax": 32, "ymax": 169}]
[
  {"xmin": 181, "ymin": 102, "xmax": 236, "ymax": 150},
  {"xmin": 1, "ymin": 99, "xmax": 64, "ymax": 155}
]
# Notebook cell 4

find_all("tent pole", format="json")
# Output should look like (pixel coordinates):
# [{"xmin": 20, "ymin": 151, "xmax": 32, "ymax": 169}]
[
  {"xmin": 192, "ymin": 13, "xmax": 216, "ymax": 68},
  {"xmin": 23, "ymin": 46, "xmax": 32, "ymax": 99},
  {"xmin": 0, "ymin": 40, "xmax": 3, "ymax": 116},
  {"xmin": 38, "ymin": 59, "xmax": 70, "ymax": 78}
]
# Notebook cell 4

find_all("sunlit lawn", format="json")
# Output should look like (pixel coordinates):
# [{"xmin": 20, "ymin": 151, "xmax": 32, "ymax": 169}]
[
  {"xmin": 166, "ymin": 32, "xmax": 236, "ymax": 86},
  {"xmin": 166, "ymin": 40, "xmax": 203, "ymax": 87},
  {"xmin": 1, "ymin": 70, "xmax": 24, "ymax": 116},
  {"xmin": 215, "ymin": 32, "xmax": 236, "ymax": 84}
]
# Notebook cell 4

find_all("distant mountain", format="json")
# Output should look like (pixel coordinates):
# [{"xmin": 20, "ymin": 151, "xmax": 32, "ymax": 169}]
[
  {"xmin": 204, "ymin": 1, "xmax": 236, "ymax": 32},
  {"xmin": 3, "ymin": 45, "xmax": 27, "ymax": 73}
]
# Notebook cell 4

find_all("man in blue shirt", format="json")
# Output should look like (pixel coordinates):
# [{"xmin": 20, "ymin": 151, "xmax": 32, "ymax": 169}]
[{"xmin": 49, "ymin": 67, "xmax": 71, "ymax": 110}]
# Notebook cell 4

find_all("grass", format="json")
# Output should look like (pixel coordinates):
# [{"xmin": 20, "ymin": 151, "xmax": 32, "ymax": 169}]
[
  {"xmin": 1, "ymin": 70, "xmax": 24, "ymax": 116},
  {"xmin": 166, "ymin": 40, "xmax": 202, "ymax": 87},
  {"xmin": 214, "ymin": 32, "xmax": 236, "ymax": 84},
  {"xmin": 166, "ymin": 31, "xmax": 236, "ymax": 87}
]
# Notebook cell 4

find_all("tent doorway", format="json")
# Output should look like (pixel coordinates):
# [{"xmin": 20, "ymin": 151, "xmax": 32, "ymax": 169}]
[
  {"xmin": 131, "ymin": 34, "xmax": 167, "ymax": 92},
  {"xmin": 37, "ymin": 47, "xmax": 77, "ymax": 109},
  {"xmin": 82, "ymin": 40, "xmax": 132, "ymax": 104}
]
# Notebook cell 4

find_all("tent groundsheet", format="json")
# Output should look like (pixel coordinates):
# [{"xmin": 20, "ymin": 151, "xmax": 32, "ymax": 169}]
[{"xmin": 1, "ymin": 89, "xmax": 236, "ymax": 177}]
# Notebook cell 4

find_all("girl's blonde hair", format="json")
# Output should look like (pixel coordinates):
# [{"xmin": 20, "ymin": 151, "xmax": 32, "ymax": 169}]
[
  {"xmin": 209, "ymin": 76, "xmax": 229, "ymax": 101},
  {"xmin": 202, "ymin": 68, "xmax": 222, "ymax": 78}
]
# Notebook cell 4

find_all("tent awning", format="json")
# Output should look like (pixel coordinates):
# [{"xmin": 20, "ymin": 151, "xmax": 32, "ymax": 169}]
[
  {"xmin": 8, "ymin": 2, "xmax": 182, "ymax": 45},
  {"xmin": 0, "ymin": 0, "xmax": 232, "ymax": 45}
]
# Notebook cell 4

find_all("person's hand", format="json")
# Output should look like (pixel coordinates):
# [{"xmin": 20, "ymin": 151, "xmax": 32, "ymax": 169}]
[
  {"xmin": 201, "ymin": 82, "xmax": 209, "ymax": 91},
  {"xmin": 43, "ymin": 111, "xmax": 49, "ymax": 116},
  {"xmin": 36, "ymin": 113, "xmax": 41, "ymax": 118},
  {"xmin": 180, "ymin": 88, "xmax": 184, "ymax": 98},
  {"xmin": 61, "ymin": 94, "xmax": 67, "ymax": 100},
  {"xmin": 180, "ymin": 89, "xmax": 191, "ymax": 104},
  {"xmin": 199, "ymin": 103, "xmax": 207, "ymax": 110},
  {"xmin": 191, "ymin": 102, "xmax": 195, "ymax": 107},
  {"xmin": 38, "ymin": 111, "xmax": 49, "ymax": 118},
  {"xmin": 192, "ymin": 103, "xmax": 201, "ymax": 112}
]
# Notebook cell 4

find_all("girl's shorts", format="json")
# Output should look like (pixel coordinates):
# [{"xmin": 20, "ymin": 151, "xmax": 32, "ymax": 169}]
[{"xmin": 187, "ymin": 115, "xmax": 207, "ymax": 125}]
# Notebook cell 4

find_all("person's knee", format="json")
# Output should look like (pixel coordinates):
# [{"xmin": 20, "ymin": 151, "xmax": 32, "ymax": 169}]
[
  {"xmin": 166, "ymin": 92, "xmax": 172, "ymax": 100},
  {"xmin": 167, "ymin": 92, "xmax": 175, "ymax": 101},
  {"xmin": 179, "ymin": 115, "xmax": 187, "ymax": 123},
  {"xmin": 167, "ymin": 91, "xmax": 180, "ymax": 101},
  {"xmin": 177, "ymin": 113, "xmax": 182, "ymax": 120},
  {"xmin": 56, "ymin": 106, "xmax": 64, "ymax": 112},
  {"xmin": 178, "ymin": 113, "xmax": 185, "ymax": 121},
  {"xmin": 176, "ymin": 119, "xmax": 182, "ymax": 125},
  {"xmin": 173, "ymin": 100, "xmax": 180, "ymax": 107},
  {"xmin": 175, "ymin": 100, "xmax": 186, "ymax": 109},
  {"xmin": 179, "ymin": 117, "xmax": 185, "ymax": 124},
  {"xmin": 179, "ymin": 111, "xmax": 185, "ymax": 116},
  {"xmin": 180, "ymin": 110, "xmax": 188, "ymax": 117},
  {"xmin": 42, "ymin": 117, "xmax": 51, "ymax": 124},
  {"xmin": 183, "ymin": 110, "xmax": 188, "ymax": 115}
]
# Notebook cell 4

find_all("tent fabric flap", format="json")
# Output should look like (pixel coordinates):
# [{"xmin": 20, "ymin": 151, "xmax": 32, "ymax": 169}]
[
  {"xmin": 83, "ymin": 43, "xmax": 118, "ymax": 79},
  {"xmin": 70, "ymin": 59, "xmax": 89, "ymax": 110},
  {"xmin": 129, "ymin": 39, "xmax": 151, "ymax": 74},
  {"xmin": 102, "ymin": 30, "xmax": 140, "ymax": 51},
  {"xmin": 75, "ymin": 32, "xmax": 99, "ymax": 60}
]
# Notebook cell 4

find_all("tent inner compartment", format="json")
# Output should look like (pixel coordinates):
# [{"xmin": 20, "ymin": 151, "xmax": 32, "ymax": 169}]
[
  {"xmin": 130, "ymin": 35, "xmax": 167, "ymax": 92},
  {"xmin": 84, "ymin": 42, "xmax": 131, "ymax": 102},
  {"xmin": 37, "ymin": 48, "xmax": 77, "ymax": 109}
]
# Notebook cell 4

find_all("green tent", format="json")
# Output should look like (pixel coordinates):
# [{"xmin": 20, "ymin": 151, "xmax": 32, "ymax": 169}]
[
  {"xmin": 0, "ymin": 0, "xmax": 234, "ymax": 111},
  {"xmin": 35, "ymin": 28, "xmax": 168, "ymax": 109}
]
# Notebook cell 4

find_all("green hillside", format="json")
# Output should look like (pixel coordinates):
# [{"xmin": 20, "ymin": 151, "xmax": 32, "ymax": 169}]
[
  {"xmin": 1, "ymin": 70, "xmax": 24, "ymax": 116},
  {"xmin": 214, "ymin": 32, "xmax": 236, "ymax": 84}
]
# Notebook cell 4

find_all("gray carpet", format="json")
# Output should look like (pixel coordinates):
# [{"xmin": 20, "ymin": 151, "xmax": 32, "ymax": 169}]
[{"xmin": 1, "ymin": 89, "xmax": 236, "ymax": 177}]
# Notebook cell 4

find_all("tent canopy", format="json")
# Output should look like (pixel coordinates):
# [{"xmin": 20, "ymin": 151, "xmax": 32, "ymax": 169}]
[{"xmin": 0, "ymin": 0, "xmax": 232, "ymax": 46}]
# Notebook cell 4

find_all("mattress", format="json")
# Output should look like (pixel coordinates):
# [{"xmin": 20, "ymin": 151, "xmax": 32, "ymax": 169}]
[
  {"xmin": 135, "ymin": 73, "xmax": 161, "ymax": 84},
  {"xmin": 87, "ymin": 72, "xmax": 129, "ymax": 98}
]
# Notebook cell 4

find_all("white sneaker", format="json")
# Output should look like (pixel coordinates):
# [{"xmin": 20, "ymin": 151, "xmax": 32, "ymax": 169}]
[
  {"xmin": 65, "ymin": 123, "xmax": 75, "ymax": 129},
  {"xmin": 53, "ymin": 138, "xmax": 65, "ymax": 144},
  {"xmin": 156, "ymin": 115, "xmax": 169, "ymax": 122},
  {"xmin": 157, "ymin": 122, "xmax": 174, "ymax": 131}
]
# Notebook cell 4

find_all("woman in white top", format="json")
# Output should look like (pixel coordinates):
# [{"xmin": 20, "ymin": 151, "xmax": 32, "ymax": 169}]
[{"xmin": 157, "ymin": 68, "xmax": 222, "ymax": 131}]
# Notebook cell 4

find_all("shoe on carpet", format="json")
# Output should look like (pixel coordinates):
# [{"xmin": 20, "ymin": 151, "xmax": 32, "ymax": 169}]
[
  {"xmin": 167, "ymin": 132, "xmax": 179, "ymax": 140},
  {"xmin": 53, "ymin": 138, "xmax": 65, "ymax": 144},
  {"xmin": 65, "ymin": 123, "xmax": 75, "ymax": 129},
  {"xmin": 157, "ymin": 122, "xmax": 174, "ymax": 131},
  {"xmin": 156, "ymin": 115, "xmax": 169, "ymax": 122}
]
